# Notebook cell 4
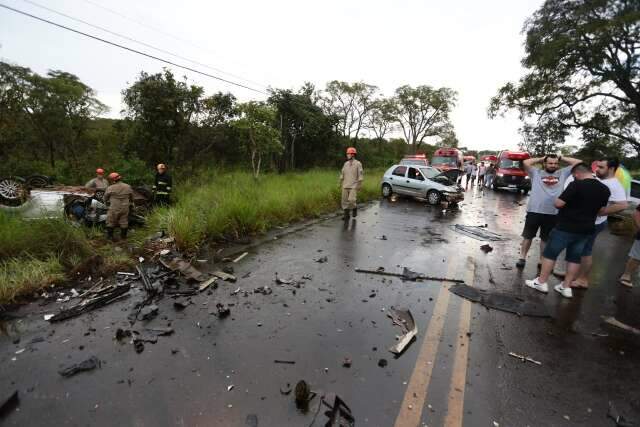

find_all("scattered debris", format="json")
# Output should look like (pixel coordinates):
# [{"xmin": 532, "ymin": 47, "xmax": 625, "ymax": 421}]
[
  {"xmin": 450, "ymin": 224, "xmax": 507, "ymax": 241},
  {"xmin": 274, "ymin": 360, "xmax": 296, "ymax": 365},
  {"xmin": 379, "ymin": 235, "xmax": 388, "ymax": 240},
  {"xmin": 227, "ymin": 385, "xmax": 234, "ymax": 392},
  {"xmin": 115, "ymin": 328, "xmax": 132, "ymax": 341},
  {"xmin": 608, "ymin": 401, "xmax": 635, "ymax": 427},
  {"xmin": 58, "ymin": 356, "xmax": 101, "ymax": 377},
  {"xmin": 160, "ymin": 256, "xmax": 205, "ymax": 282},
  {"xmin": 508, "ymin": 352, "xmax": 542, "ymax": 366},
  {"xmin": 480, "ymin": 244, "xmax": 493, "ymax": 253},
  {"xmin": 603, "ymin": 316, "xmax": 640, "ymax": 335},
  {"xmin": 134, "ymin": 341, "xmax": 145, "ymax": 353},
  {"xmin": 275, "ymin": 274, "xmax": 293, "ymax": 285},
  {"xmin": 322, "ymin": 393, "xmax": 355, "ymax": 427},
  {"xmin": 139, "ymin": 304, "xmax": 159, "ymax": 321},
  {"xmin": 254, "ymin": 286, "xmax": 273, "ymax": 295},
  {"xmin": 355, "ymin": 267, "xmax": 464, "ymax": 284},
  {"xmin": 387, "ymin": 308, "xmax": 418, "ymax": 355},
  {"xmin": 212, "ymin": 270, "xmax": 237, "ymax": 282},
  {"xmin": 342, "ymin": 357, "xmax": 352, "ymax": 368},
  {"xmin": 0, "ymin": 391, "xmax": 19, "ymax": 419},
  {"xmin": 280, "ymin": 383, "xmax": 292, "ymax": 395},
  {"xmin": 146, "ymin": 327, "xmax": 174, "ymax": 336},
  {"xmin": 173, "ymin": 301, "xmax": 187, "ymax": 311},
  {"xmin": 116, "ymin": 272, "xmax": 136, "ymax": 277},
  {"xmin": 449, "ymin": 284, "xmax": 550, "ymax": 317},
  {"xmin": 233, "ymin": 252, "xmax": 249, "ymax": 263},
  {"xmin": 378, "ymin": 359, "xmax": 388, "ymax": 367},
  {"xmin": 215, "ymin": 303, "xmax": 231, "ymax": 319},
  {"xmin": 315, "ymin": 256, "xmax": 328, "ymax": 263},
  {"xmin": 294, "ymin": 380, "xmax": 315, "ymax": 410},
  {"xmin": 49, "ymin": 284, "xmax": 131, "ymax": 322},
  {"xmin": 198, "ymin": 277, "xmax": 217, "ymax": 292},
  {"xmin": 43, "ymin": 314, "xmax": 54, "ymax": 321}
]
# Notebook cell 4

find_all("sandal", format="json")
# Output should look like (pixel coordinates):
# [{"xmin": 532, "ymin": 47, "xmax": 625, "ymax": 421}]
[{"xmin": 618, "ymin": 278, "xmax": 633, "ymax": 288}]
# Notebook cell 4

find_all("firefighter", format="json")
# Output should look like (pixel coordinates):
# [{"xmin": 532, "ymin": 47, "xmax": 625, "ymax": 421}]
[
  {"xmin": 104, "ymin": 172, "xmax": 134, "ymax": 240},
  {"xmin": 85, "ymin": 168, "xmax": 108, "ymax": 190},
  {"xmin": 340, "ymin": 147, "xmax": 364, "ymax": 220},
  {"xmin": 153, "ymin": 163, "xmax": 172, "ymax": 205}
]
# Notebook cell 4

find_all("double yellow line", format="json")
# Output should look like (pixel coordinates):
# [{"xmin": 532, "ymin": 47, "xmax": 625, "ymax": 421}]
[{"xmin": 394, "ymin": 257, "xmax": 476, "ymax": 427}]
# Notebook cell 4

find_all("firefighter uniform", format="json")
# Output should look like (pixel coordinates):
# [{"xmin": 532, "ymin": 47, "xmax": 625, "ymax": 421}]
[
  {"xmin": 340, "ymin": 158, "xmax": 364, "ymax": 211},
  {"xmin": 85, "ymin": 177, "xmax": 108, "ymax": 190},
  {"xmin": 104, "ymin": 182, "xmax": 134, "ymax": 230},
  {"xmin": 153, "ymin": 172, "xmax": 172, "ymax": 205}
]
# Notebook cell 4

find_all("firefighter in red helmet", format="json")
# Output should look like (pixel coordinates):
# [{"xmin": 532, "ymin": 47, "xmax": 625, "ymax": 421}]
[
  {"xmin": 103, "ymin": 172, "xmax": 134, "ymax": 240},
  {"xmin": 339, "ymin": 147, "xmax": 363, "ymax": 220}
]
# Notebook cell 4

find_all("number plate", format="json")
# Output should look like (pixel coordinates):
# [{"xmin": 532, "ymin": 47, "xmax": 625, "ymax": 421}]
[{"xmin": 508, "ymin": 184, "xmax": 517, "ymax": 188}]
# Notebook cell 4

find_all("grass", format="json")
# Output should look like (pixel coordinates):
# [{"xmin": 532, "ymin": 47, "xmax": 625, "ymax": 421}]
[
  {"xmin": 0, "ymin": 168, "xmax": 385, "ymax": 302},
  {"xmin": 144, "ymin": 169, "xmax": 384, "ymax": 253}
]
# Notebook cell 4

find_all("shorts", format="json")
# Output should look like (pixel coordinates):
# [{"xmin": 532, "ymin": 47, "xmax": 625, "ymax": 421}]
[
  {"xmin": 581, "ymin": 221, "xmax": 607, "ymax": 256},
  {"xmin": 522, "ymin": 212, "xmax": 557, "ymax": 241},
  {"xmin": 629, "ymin": 240, "xmax": 640, "ymax": 261},
  {"xmin": 542, "ymin": 229, "xmax": 590, "ymax": 264}
]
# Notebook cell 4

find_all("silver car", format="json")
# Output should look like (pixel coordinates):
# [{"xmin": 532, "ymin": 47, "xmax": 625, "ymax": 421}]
[{"xmin": 381, "ymin": 164, "xmax": 464, "ymax": 205}]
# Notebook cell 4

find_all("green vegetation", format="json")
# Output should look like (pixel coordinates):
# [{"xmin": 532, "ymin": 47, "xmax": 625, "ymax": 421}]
[
  {"xmin": 145, "ymin": 169, "xmax": 383, "ymax": 253},
  {"xmin": 0, "ymin": 256, "xmax": 64, "ymax": 303}
]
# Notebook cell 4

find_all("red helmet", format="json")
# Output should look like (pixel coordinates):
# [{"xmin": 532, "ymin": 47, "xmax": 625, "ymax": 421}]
[
  {"xmin": 346, "ymin": 147, "xmax": 357, "ymax": 155},
  {"xmin": 96, "ymin": 168, "xmax": 105, "ymax": 175},
  {"xmin": 108, "ymin": 172, "xmax": 121, "ymax": 182}
]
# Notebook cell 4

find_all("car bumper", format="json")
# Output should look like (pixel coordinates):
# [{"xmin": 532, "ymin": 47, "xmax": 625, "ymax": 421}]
[
  {"xmin": 443, "ymin": 192, "xmax": 464, "ymax": 203},
  {"xmin": 494, "ymin": 177, "xmax": 530, "ymax": 190}
]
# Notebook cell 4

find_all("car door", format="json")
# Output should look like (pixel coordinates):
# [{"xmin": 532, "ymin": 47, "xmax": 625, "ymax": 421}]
[
  {"xmin": 405, "ymin": 167, "xmax": 427, "ymax": 197},
  {"xmin": 388, "ymin": 165, "xmax": 410, "ymax": 195}
]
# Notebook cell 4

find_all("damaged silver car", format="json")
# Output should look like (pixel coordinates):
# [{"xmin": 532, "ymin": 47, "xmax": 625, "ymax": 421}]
[{"xmin": 381, "ymin": 165, "xmax": 464, "ymax": 205}]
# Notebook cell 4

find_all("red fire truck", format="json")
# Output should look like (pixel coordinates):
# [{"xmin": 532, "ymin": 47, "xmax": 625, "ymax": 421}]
[{"xmin": 493, "ymin": 151, "xmax": 531, "ymax": 193}]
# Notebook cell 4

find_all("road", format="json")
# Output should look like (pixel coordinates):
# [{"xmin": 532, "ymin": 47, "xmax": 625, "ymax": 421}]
[{"xmin": 1, "ymin": 187, "xmax": 639, "ymax": 426}]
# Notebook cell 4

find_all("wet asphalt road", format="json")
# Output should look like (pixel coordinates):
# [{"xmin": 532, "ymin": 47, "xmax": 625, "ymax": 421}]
[{"xmin": 1, "ymin": 186, "xmax": 639, "ymax": 426}]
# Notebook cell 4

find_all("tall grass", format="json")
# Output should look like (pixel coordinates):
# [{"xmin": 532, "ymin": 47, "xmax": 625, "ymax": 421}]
[{"xmin": 145, "ymin": 169, "xmax": 383, "ymax": 253}]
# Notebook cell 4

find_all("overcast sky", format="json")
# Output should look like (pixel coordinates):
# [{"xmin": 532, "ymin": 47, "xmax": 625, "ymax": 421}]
[{"xmin": 0, "ymin": 0, "xmax": 544, "ymax": 151}]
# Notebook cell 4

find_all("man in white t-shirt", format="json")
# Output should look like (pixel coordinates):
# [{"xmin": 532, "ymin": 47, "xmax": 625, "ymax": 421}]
[{"xmin": 571, "ymin": 158, "xmax": 628, "ymax": 289}]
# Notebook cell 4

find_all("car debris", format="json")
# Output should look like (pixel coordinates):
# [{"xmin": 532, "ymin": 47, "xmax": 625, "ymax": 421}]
[
  {"xmin": 233, "ymin": 252, "xmax": 249, "ymax": 263},
  {"xmin": 215, "ymin": 303, "xmax": 231, "ymax": 318},
  {"xmin": 274, "ymin": 360, "xmax": 296, "ymax": 364},
  {"xmin": 378, "ymin": 358, "xmax": 388, "ymax": 367},
  {"xmin": 603, "ymin": 316, "xmax": 640, "ymax": 335},
  {"xmin": 160, "ymin": 256, "xmax": 205, "ymax": 282},
  {"xmin": 387, "ymin": 307, "xmax": 418, "ymax": 355},
  {"xmin": 198, "ymin": 277, "xmax": 217, "ymax": 292},
  {"xmin": 254, "ymin": 286, "xmax": 273, "ymax": 295},
  {"xmin": 342, "ymin": 357, "xmax": 352, "ymax": 368},
  {"xmin": 49, "ymin": 283, "xmax": 131, "ymax": 322},
  {"xmin": 480, "ymin": 244, "xmax": 493, "ymax": 253},
  {"xmin": 355, "ymin": 267, "xmax": 465, "ymax": 284},
  {"xmin": 58, "ymin": 356, "xmax": 101, "ymax": 377},
  {"xmin": 294, "ymin": 380, "xmax": 316, "ymax": 411},
  {"xmin": 212, "ymin": 270, "xmax": 237, "ymax": 282},
  {"xmin": 146, "ymin": 327, "xmax": 174, "ymax": 336},
  {"xmin": 508, "ymin": 352, "xmax": 542, "ymax": 366},
  {"xmin": 608, "ymin": 401, "xmax": 635, "ymax": 427},
  {"xmin": 315, "ymin": 256, "xmax": 328, "ymax": 263},
  {"xmin": 449, "ymin": 284, "xmax": 550, "ymax": 317},
  {"xmin": 0, "ymin": 390, "xmax": 19, "ymax": 420},
  {"xmin": 322, "ymin": 393, "xmax": 355, "ymax": 427},
  {"xmin": 139, "ymin": 304, "xmax": 159, "ymax": 321},
  {"xmin": 450, "ymin": 224, "xmax": 507, "ymax": 241}
]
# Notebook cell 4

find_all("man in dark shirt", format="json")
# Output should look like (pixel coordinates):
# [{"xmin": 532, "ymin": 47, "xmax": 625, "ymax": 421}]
[
  {"xmin": 618, "ymin": 204, "xmax": 640, "ymax": 288},
  {"xmin": 153, "ymin": 163, "xmax": 172, "ymax": 205},
  {"xmin": 525, "ymin": 163, "xmax": 610, "ymax": 298}
]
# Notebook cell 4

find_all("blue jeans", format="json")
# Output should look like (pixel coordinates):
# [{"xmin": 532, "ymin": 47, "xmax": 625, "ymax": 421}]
[
  {"xmin": 542, "ymin": 228, "xmax": 590, "ymax": 264},
  {"xmin": 581, "ymin": 221, "xmax": 606, "ymax": 256}
]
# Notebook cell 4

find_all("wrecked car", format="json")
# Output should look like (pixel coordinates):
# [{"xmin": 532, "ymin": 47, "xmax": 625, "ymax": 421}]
[{"xmin": 381, "ymin": 165, "xmax": 464, "ymax": 205}]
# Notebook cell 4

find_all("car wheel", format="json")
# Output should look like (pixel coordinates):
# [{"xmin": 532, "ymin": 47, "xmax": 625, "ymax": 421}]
[
  {"xmin": 427, "ymin": 190, "xmax": 442, "ymax": 205},
  {"xmin": 522, "ymin": 189, "xmax": 529, "ymax": 195},
  {"xmin": 381, "ymin": 183, "xmax": 392, "ymax": 198},
  {"xmin": 25, "ymin": 174, "xmax": 52, "ymax": 188},
  {"xmin": 0, "ymin": 176, "xmax": 27, "ymax": 206}
]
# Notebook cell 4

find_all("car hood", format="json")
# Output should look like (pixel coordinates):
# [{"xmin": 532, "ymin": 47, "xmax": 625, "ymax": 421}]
[{"xmin": 430, "ymin": 169, "xmax": 461, "ymax": 186}]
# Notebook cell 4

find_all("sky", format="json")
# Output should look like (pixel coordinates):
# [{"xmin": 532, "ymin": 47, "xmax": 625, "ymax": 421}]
[{"xmin": 0, "ymin": 0, "xmax": 544, "ymax": 151}]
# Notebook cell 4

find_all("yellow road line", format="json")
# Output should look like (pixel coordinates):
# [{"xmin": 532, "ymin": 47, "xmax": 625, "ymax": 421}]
[
  {"xmin": 443, "ymin": 258, "xmax": 476, "ymax": 427},
  {"xmin": 393, "ymin": 260, "xmax": 457, "ymax": 427}
]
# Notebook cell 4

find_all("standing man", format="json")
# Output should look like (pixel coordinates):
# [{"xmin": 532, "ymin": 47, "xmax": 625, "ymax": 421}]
[
  {"xmin": 571, "ymin": 158, "xmax": 628, "ymax": 288},
  {"xmin": 463, "ymin": 162, "xmax": 474, "ymax": 190},
  {"xmin": 525, "ymin": 163, "xmax": 611, "ymax": 298},
  {"xmin": 340, "ymin": 147, "xmax": 364, "ymax": 220},
  {"xmin": 618, "ymin": 204, "xmax": 640, "ymax": 288},
  {"xmin": 104, "ymin": 172, "xmax": 134, "ymax": 241},
  {"xmin": 516, "ymin": 154, "xmax": 581, "ymax": 269},
  {"xmin": 153, "ymin": 163, "xmax": 173, "ymax": 205},
  {"xmin": 469, "ymin": 162, "xmax": 478, "ymax": 187},
  {"xmin": 85, "ymin": 168, "xmax": 108, "ymax": 190},
  {"xmin": 477, "ymin": 162, "xmax": 487, "ymax": 187},
  {"xmin": 485, "ymin": 163, "xmax": 496, "ymax": 189}
]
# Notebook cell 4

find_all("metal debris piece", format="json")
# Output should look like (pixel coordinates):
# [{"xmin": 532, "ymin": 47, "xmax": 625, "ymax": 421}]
[
  {"xmin": 275, "ymin": 274, "xmax": 293, "ymax": 285},
  {"xmin": 603, "ymin": 316, "xmax": 640, "ymax": 335},
  {"xmin": 146, "ymin": 327, "xmax": 174, "ymax": 336},
  {"xmin": 49, "ymin": 284, "xmax": 130, "ymax": 322},
  {"xmin": 355, "ymin": 267, "xmax": 465, "ymax": 284},
  {"xmin": 216, "ymin": 303, "xmax": 230, "ymax": 318},
  {"xmin": 254, "ymin": 286, "xmax": 273, "ymax": 295},
  {"xmin": 115, "ymin": 328, "xmax": 132, "ymax": 341},
  {"xmin": 450, "ymin": 224, "xmax": 507, "ymax": 241},
  {"xmin": 233, "ymin": 252, "xmax": 249, "ymax": 263},
  {"xmin": 116, "ymin": 272, "xmax": 136, "ymax": 277},
  {"xmin": 449, "ymin": 284, "xmax": 550, "ymax": 318},
  {"xmin": 294, "ymin": 380, "xmax": 315, "ymax": 411},
  {"xmin": 227, "ymin": 385, "xmax": 234, "ymax": 392},
  {"xmin": 212, "ymin": 270, "xmax": 237, "ymax": 282},
  {"xmin": 198, "ymin": 277, "xmax": 217, "ymax": 292},
  {"xmin": 0, "ymin": 390, "xmax": 19, "ymax": 419},
  {"xmin": 315, "ymin": 256, "xmax": 328, "ymax": 263},
  {"xmin": 139, "ymin": 304, "xmax": 158, "ymax": 321},
  {"xmin": 608, "ymin": 401, "xmax": 635, "ymax": 427},
  {"xmin": 387, "ymin": 308, "xmax": 418, "ymax": 355},
  {"xmin": 58, "ymin": 356, "xmax": 101, "ymax": 377},
  {"xmin": 378, "ymin": 359, "xmax": 388, "ymax": 367},
  {"xmin": 342, "ymin": 357, "xmax": 352, "ymax": 368},
  {"xmin": 508, "ymin": 352, "xmax": 542, "ymax": 366},
  {"xmin": 322, "ymin": 393, "xmax": 355, "ymax": 427},
  {"xmin": 134, "ymin": 340, "xmax": 145, "ymax": 353},
  {"xmin": 43, "ymin": 314, "xmax": 54, "ymax": 321},
  {"xmin": 160, "ymin": 256, "xmax": 205, "ymax": 282},
  {"xmin": 274, "ymin": 360, "xmax": 295, "ymax": 365}
]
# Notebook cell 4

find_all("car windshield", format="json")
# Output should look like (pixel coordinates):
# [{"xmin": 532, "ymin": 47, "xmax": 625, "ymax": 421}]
[
  {"xmin": 419, "ymin": 167, "xmax": 440, "ymax": 179},
  {"xmin": 431, "ymin": 156, "xmax": 457, "ymax": 165},
  {"xmin": 499, "ymin": 159, "xmax": 523, "ymax": 169}
]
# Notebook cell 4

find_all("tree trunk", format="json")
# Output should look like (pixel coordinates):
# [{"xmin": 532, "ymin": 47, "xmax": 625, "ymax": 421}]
[{"xmin": 290, "ymin": 134, "xmax": 296, "ymax": 170}]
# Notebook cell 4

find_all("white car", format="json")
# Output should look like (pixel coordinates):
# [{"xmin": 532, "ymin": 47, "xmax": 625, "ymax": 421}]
[{"xmin": 381, "ymin": 164, "xmax": 464, "ymax": 205}]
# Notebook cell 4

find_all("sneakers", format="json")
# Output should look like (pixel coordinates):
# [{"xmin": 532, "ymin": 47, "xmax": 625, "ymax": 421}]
[
  {"xmin": 525, "ymin": 277, "xmax": 549, "ymax": 293},
  {"xmin": 516, "ymin": 258, "xmax": 526, "ymax": 269},
  {"xmin": 554, "ymin": 284, "xmax": 573, "ymax": 299}
]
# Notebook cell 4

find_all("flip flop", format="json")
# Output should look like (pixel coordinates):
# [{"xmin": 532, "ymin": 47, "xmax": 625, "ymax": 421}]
[
  {"xmin": 618, "ymin": 278, "xmax": 633, "ymax": 288},
  {"xmin": 570, "ymin": 281, "xmax": 589, "ymax": 289}
]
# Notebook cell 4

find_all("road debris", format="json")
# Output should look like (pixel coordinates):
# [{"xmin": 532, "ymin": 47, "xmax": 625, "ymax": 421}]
[
  {"xmin": 387, "ymin": 307, "xmax": 418, "ymax": 355},
  {"xmin": 450, "ymin": 224, "xmax": 507, "ymax": 241},
  {"xmin": 146, "ymin": 327, "xmax": 174, "ymax": 336},
  {"xmin": 280, "ymin": 383, "xmax": 292, "ymax": 395},
  {"xmin": 227, "ymin": 385, "xmax": 234, "ymax": 392},
  {"xmin": 608, "ymin": 401, "xmax": 635, "ymax": 427},
  {"xmin": 378, "ymin": 358, "xmax": 388, "ymax": 367},
  {"xmin": 315, "ymin": 256, "xmax": 328, "ymax": 263},
  {"xmin": 0, "ymin": 391, "xmax": 19, "ymax": 419},
  {"xmin": 233, "ymin": 252, "xmax": 249, "ymax": 263},
  {"xmin": 160, "ymin": 256, "xmax": 205, "ymax": 282},
  {"xmin": 212, "ymin": 270, "xmax": 237, "ymax": 282},
  {"xmin": 449, "ymin": 284, "xmax": 550, "ymax": 317},
  {"xmin": 58, "ymin": 356, "xmax": 101, "ymax": 377},
  {"xmin": 603, "ymin": 316, "xmax": 640, "ymax": 335},
  {"xmin": 355, "ymin": 267, "xmax": 464, "ymax": 284},
  {"xmin": 294, "ymin": 380, "xmax": 315, "ymax": 411},
  {"xmin": 198, "ymin": 277, "xmax": 217, "ymax": 292},
  {"xmin": 215, "ymin": 303, "xmax": 231, "ymax": 318},
  {"xmin": 173, "ymin": 301, "xmax": 187, "ymax": 311},
  {"xmin": 274, "ymin": 360, "xmax": 296, "ymax": 364},
  {"xmin": 49, "ymin": 283, "xmax": 131, "ymax": 322},
  {"xmin": 480, "ymin": 244, "xmax": 493, "ymax": 253},
  {"xmin": 254, "ymin": 286, "xmax": 273, "ymax": 295},
  {"xmin": 139, "ymin": 304, "xmax": 159, "ymax": 321},
  {"xmin": 342, "ymin": 357, "xmax": 352, "ymax": 368},
  {"xmin": 508, "ymin": 352, "xmax": 542, "ymax": 365},
  {"xmin": 322, "ymin": 393, "xmax": 355, "ymax": 427}
]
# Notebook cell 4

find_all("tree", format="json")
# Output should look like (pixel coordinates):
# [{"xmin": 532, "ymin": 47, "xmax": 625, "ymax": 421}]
[
  {"xmin": 232, "ymin": 102, "xmax": 282, "ymax": 178},
  {"xmin": 518, "ymin": 117, "xmax": 568, "ymax": 155},
  {"xmin": 320, "ymin": 81, "xmax": 378, "ymax": 140},
  {"xmin": 392, "ymin": 85, "xmax": 457, "ymax": 152},
  {"xmin": 199, "ymin": 92, "xmax": 237, "ymax": 127},
  {"xmin": 365, "ymin": 99, "xmax": 396, "ymax": 142},
  {"xmin": 436, "ymin": 128, "xmax": 459, "ymax": 148},
  {"xmin": 122, "ymin": 69, "xmax": 203, "ymax": 164},
  {"xmin": 489, "ymin": 0, "xmax": 640, "ymax": 153}
]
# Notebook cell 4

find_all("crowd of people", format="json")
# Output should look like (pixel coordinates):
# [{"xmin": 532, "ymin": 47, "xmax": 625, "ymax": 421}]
[{"xmin": 461, "ymin": 161, "xmax": 497, "ymax": 191}]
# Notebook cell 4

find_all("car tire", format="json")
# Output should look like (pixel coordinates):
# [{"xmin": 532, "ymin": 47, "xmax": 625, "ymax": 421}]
[
  {"xmin": 522, "ymin": 189, "xmax": 529, "ymax": 195},
  {"xmin": 427, "ymin": 190, "xmax": 442, "ymax": 205},
  {"xmin": 0, "ymin": 176, "xmax": 27, "ymax": 206},
  {"xmin": 381, "ymin": 183, "xmax": 393, "ymax": 198},
  {"xmin": 25, "ymin": 174, "xmax": 52, "ymax": 188}
]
